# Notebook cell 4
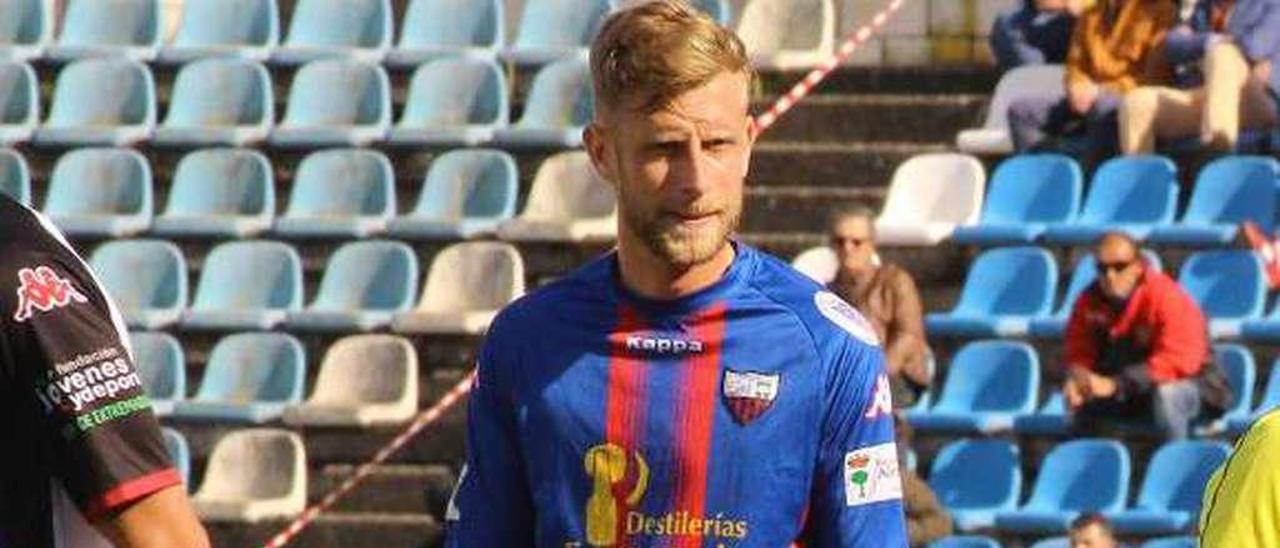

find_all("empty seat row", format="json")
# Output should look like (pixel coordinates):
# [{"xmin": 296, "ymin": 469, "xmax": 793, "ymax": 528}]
[
  {"xmin": 0, "ymin": 147, "xmax": 616, "ymax": 242},
  {"xmin": 929, "ymin": 536, "xmax": 1194, "ymax": 548},
  {"xmin": 96, "ymin": 239, "xmax": 525, "ymax": 333},
  {"xmin": 0, "ymin": 56, "xmax": 592, "ymax": 148}
]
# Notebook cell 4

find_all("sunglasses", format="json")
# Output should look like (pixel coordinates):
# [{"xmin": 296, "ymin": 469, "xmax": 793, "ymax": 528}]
[
  {"xmin": 830, "ymin": 236, "xmax": 868, "ymax": 247},
  {"xmin": 1097, "ymin": 258, "xmax": 1137, "ymax": 274}
]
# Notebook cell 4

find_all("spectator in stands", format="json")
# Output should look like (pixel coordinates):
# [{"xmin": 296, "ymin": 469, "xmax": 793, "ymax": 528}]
[
  {"xmin": 893, "ymin": 413, "xmax": 954, "ymax": 547},
  {"xmin": 1063, "ymin": 231, "xmax": 1209, "ymax": 440},
  {"xmin": 826, "ymin": 206, "xmax": 932, "ymax": 408},
  {"xmin": 1069, "ymin": 512, "xmax": 1123, "ymax": 548},
  {"xmin": 1119, "ymin": 0, "xmax": 1280, "ymax": 154},
  {"xmin": 1007, "ymin": 0, "xmax": 1175, "ymax": 163},
  {"xmin": 989, "ymin": 0, "xmax": 1090, "ymax": 72}
]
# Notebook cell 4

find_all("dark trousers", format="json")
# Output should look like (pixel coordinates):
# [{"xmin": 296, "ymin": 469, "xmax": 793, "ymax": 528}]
[{"xmin": 1008, "ymin": 92, "xmax": 1122, "ymax": 162}]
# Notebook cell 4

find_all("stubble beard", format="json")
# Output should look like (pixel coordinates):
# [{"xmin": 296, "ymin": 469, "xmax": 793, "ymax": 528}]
[{"xmin": 625, "ymin": 201, "xmax": 741, "ymax": 271}]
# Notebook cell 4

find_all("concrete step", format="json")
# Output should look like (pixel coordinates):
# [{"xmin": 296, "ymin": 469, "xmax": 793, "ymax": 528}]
[
  {"xmin": 749, "ymin": 141, "xmax": 950, "ymax": 188},
  {"xmin": 758, "ymin": 65, "xmax": 999, "ymax": 97},
  {"xmin": 753, "ymin": 94, "xmax": 986, "ymax": 144},
  {"xmin": 310, "ymin": 464, "xmax": 457, "ymax": 518},
  {"xmin": 741, "ymin": 186, "xmax": 886, "ymax": 233},
  {"xmin": 206, "ymin": 512, "xmax": 442, "ymax": 548}
]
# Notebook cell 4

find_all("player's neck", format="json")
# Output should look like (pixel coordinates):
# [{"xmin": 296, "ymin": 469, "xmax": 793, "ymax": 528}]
[{"xmin": 616, "ymin": 234, "xmax": 736, "ymax": 301}]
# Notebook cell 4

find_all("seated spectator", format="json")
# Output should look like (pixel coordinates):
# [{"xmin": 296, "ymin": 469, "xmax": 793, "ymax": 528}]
[
  {"xmin": 1063, "ymin": 232, "xmax": 1210, "ymax": 440},
  {"xmin": 825, "ymin": 206, "xmax": 932, "ymax": 408},
  {"xmin": 989, "ymin": 0, "xmax": 1090, "ymax": 73},
  {"xmin": 1120, "ymin": 0, "xmax": 1280, "ymax": 154},
  {"xmin": 1007, "ymin": 0, "xmax": 1175, "ymax": 163},
  {"xmin": 1070, "ymin": 512, "xmax": 1126, "ymax": 548},
  {"xmin": 894, "ymin": 413, "xmax": 954, "ymax": 547}
]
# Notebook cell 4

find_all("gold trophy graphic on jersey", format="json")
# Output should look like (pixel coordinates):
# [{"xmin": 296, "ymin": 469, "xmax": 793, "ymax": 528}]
[{"xmin": 584, "ymin": 443, "xmax": 649, "ymax": 546}]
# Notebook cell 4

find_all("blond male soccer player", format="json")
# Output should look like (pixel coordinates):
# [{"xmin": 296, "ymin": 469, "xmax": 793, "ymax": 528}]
[{"xmin": 444, "ymin": 2, "xmax": 907, "ymax": 546}]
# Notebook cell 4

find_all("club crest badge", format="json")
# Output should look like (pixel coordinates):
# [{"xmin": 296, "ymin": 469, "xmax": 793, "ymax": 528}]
[{"xmin": 722, "ymin": 370, "xmax": 780, "ymax": 425}]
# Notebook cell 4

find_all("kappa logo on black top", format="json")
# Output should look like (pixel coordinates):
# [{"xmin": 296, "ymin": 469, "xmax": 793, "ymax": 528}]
[{"xmin": 12, "ymin": 265, "xmax": 88, "ymax": 323}]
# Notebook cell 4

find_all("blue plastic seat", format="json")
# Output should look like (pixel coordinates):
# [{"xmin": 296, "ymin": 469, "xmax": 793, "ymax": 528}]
[
  {"xmin": 925, "ymin": 247, "xmax": 1057, "ymax": 337},
  {"xmin": 48, "ymin": 0, "xmax": 161, "ymax": 61},
  {"xmin": 1027, "ymin": 539, "xmax": 1067, "ymax": 548},
  {"xmin": 928, "ymin": 439, "xmax": 1021, "ymax": 531},
  {"xmin": 153, "ymin": 59, "xmax": 273, "ymax": 146},
  {"xmin": 693, "ymin": 0, "xmax": 733, "ymax": 25},
  {"xmin": 908, "ymin": 341, "xmax": 1039, "ymax": 433},
  {"xmin": 272, "ymin": 0, "xmax": 391, "ymax": 65},
  {"xmin": 132, "ymin": 331, "xmax": 186, "ymax": 416},
  {"xmin": 0, "ymin": 61, "xmax": 38, "ymax": 144},
  {"xmin": 161, "ymin": 427, "xmax": 191, "ymax": 486},
  {"xmin": 388, "ymin": 57, "xmax": 507, "ymax": 146},
  {"xmin": 501, "ymin": 0, "xmax": 609, "ymax": 65},
  {"xmin": 172, "ymin": 332, "xmax": 305, "ymax": 423},
  {"xmin": 159, "ymin": 0, "xmax": 280, "ymax": 63},
  {"xmin": 89, "ymin": 240, "xmax": 187, "ymax": 329},
  {"xmin": 0, "ymin": 148, "xmax": 29, "ymax": 205},
  {"xmin": 1027, "ymin": 250, "xmax": 1163, "ymax": 338},
  {"xmin": 1041, "ymin": 155, "xmax": 1179, "ymax": 244},
  {"xmin": 152, "ymin": 148, "xmax": 275, "ymax": 238},
  {"xmin": 951, "ymin": 154, "xmax": 1082, "ymax": 245},
  {"xmin": 1178, "ymin": 250, "xmax": 1265, "ymax": 338},
  {"xmin": 1013, "ymin": 391, "xmax": 1068, "ymax": 436},
  {"xmin": 927, "ymin": 536, "xmax": 1002, "ymax": 548},
  {"xmin": 1227, "ymin": 357, "xmax": 1280, "ymax": 434},
  {"xmin": 288, "ymin": 240, "xmax": 418, "ymax": 332},
  {"xmin": 386, "ymin": 0, "xmax": 503, "ymax": 66},
  {"xmin": 35, "ymin": 59, "xmax": 156, "ymax": 146},
  {"xmin": 274, "ymin": 149, "xmax": 394, "ymax": 237},
  {"xmin": 269, "ymin": 60, "xmax": 390, "ymax": 147},
  {"xmin": 1150, "ymin": 156, "xmax": 1279, "ymax": 245},
  {"xmin": 183, "ymin": 241, "xmax": 303, "ymax": 331},
  {"xmin": 1109, "ymin": 440, "xmax": 1230, "ymax": 534},
  {"xmin": 995, "ymin": 439, "xmax": 1131, "ymax": 533},
  {"xmin": 494, "ymin": 58, "xmax": 592, "ymax": 148},
  {"xmin": 387, "ymin": 149, "xmax": 518, "ymax": 239},
  {"xmin": 42, "ymin": 148, "xmax": 152, "ymax": 237},
  {"xmin": 1141, "ymin": 537, "xmax": 1196, "ymax": 548},
  {"xmin": 1196, "ymin": 344, "xmax": 1257, "ymax": 435},
  {"xmin": 0, "ymin": 0, "xmax": 52, "ymax": 61}
]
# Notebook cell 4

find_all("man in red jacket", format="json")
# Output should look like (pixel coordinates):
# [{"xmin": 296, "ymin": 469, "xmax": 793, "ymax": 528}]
[{"xmin": 1064, "ymin": 231, "xmax": 1208, "ymax": 440}]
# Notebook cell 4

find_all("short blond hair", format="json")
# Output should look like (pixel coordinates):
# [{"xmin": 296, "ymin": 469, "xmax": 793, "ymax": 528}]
[{"xmin": 590, "ymin": 0, "xmax": 754, "ymax": 114}]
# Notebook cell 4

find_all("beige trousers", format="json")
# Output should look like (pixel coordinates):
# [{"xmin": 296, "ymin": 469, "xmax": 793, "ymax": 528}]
[{"xmin": 1119, "ymin": 43, "xmax": 1278, "ymax": 154}]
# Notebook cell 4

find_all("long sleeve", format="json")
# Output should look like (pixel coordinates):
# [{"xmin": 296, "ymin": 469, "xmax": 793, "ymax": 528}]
[
  {"xmin": 1229, "ymin": 0, "xmax": 1280, "ymax": 63},
  {"xmin": 1146, "ymin": 283, "xmax": 1209, "ymax": 382}
]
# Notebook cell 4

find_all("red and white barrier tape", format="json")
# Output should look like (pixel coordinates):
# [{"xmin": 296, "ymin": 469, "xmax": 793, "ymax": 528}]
[
  {"xmin": 262, "ymin": 371, "xmax": 477, "ymax": 548},
  {"xmin": 752, "ymin": 0, "xmax": 907, "ymax": 134}
]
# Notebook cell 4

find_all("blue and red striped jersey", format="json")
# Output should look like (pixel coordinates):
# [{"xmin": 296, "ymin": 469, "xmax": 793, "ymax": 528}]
[{"xmin": 445, "ymin": 243, "xmax": 907, "ymax": 547}]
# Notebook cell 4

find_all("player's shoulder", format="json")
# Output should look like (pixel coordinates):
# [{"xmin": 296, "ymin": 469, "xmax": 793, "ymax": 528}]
[
  {"xmin": 486, "ymin": 252, "xmax": 615, "ymax": 339},
  {"xmin": 741, "ymin": 245, "xmax": 881, "ymax": 352},
  {"xmin": 0, "ymin": 197, "xmax": 74, "ymax": 272}
]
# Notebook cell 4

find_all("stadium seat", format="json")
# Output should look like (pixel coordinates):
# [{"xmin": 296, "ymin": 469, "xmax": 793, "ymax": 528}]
[
  {"xmin": 161, "ymin": 427, "xmax": 191, "ymax": 486},
  {"xmin": 0, "ymin": 148, "xmax": 29, "ymax": 205},
  {"xmin": 386, "ymin": 0, "xmax": 503, "ymax": 66},
  {"xmin": 1227, "ymin": 357, "xmax": 1280, "ymax": 434},
  {"xmin": 736, "ymin": 0, "xmax": 835, "ymax": 69},
  {"xmin": 951, "ymin": 154, "xmax": 1082, "ymax": 245},
  {"xmin": 1197, "ymin": 344, "xmax": 1258, "ymax": 435},
  {"xmin": 388, "ymin": 57, "xmax": 507, "ymax": 146},
  {"xmin": 1141, "ymin": 538, "xmax": 1196, "ymax": 548},
  {"xmin": 874, "ymin": 153, "xmax": 986, "ymax": 245},
  {"xmin": 274, "ymin": 148, "xmax": 395, "ymax": 237},
  {"xmin": 994, "ymin": 439, "xmax": 1131, "ymax": 534},
  {"xmin": 283, "ymin": 334, "xmax": 419, "ymax": 426},
  {"xmin": 192, "ymin": 428, "xmax": 306, "ymax": 521},
  {"xmin": 173, "ymin": 333, "xmax": 305, "ymax": 423},
  {"xmin": 35, "ymin": 59, "xmax": 156, "ymax": 146},
  {"xmin": 928, "ymin": 439, "xmax": 1021, "ymax": 531},
  {"xmin": 1027, "ymin": 250, "xmax": 1163, "ymax": 338},
  {"xmin": 272, "ymin": 0, "xmax": 392, "ymax": 64},
  {"xmin": 159, "ymin": 0, "xmax": 280, "ymax": 63},
  {"xmin": 497, "ymin": 151, "xmax": 617, "ymax": 242},
  {"xmin": 1149, "ymin": 156, "xmax": 1279, "ymax": 245},
  {"xmin": 790, "ymin": 245, "xmax": 838, "ymax": 285},
  {"xmin": 927, "ymin": 536, "xmax": 1002, "ymax": 548},
  {"xmin": 1178, "ymin": 250, "xmax": 1266, "ymax": 338},
  {"xmin": 955, "ymin": 64, "xmax": 1065, "ymax": 154},
  {"xmin": 392, "ymin": 241, "xmax": 524, "ymax": 334},
  {"xmin": 924, "ymin": 247, "xmax": 1057, "ymax": 337},
  {"xmin": 0, "ymin": 61, "xmax": 38, "ymax": 144},
  {"xmin": 42, "ymin": 148, "xmax": 153, "ymax": 237},
  {"xmin": 48, "ymin": 0, "xmax": 162, "ymax": 61},
  {"xmin": 692, "ymin": 0, "xmax": 733, "ymax": 25},
  {"xmin": 387, "ymin": 148, "xmax": 518, "ymax": 239},
  {"xmin": 1013, "ymin": 391, "xmax": 1068, "ymax": 436},
  {"xmin": 153, "ymin": 59, "xmax": 273, "ymax": 146},
  {"xmin": 90, "ymin": 240, "xmax": 187, "ymax": 329},
  {"xmin": 152, "ymin": 148, "xmax": 275, "ymax": 238},
  {"xmin": 132, "ymin": 331, "xmax": 186, "ymax": 416},
  {"xmin": 183, "ymin": 241, "xmax": 303, "ymax": 330},
  {"xmin": 287, "ymin": 240, "xmax": 418, "ymax": 332},
  {"xmin": 1041, "ymin": 155, "xmax": 1179, "ymax": 244},
  {"xmin": 501, "ymin": 0, "xmax": 609, "ymax": 65},
  {"xmin": 1109, "ymin": 440, "xmax": 1230, "ymax": 534},
  {"xmin": 0, "ymin": 0, "xmax": 52, "ymax": 61},
  {"xmin": 493, "ymin": 58, "xmax": 592, "ymax": 148},
  {"xmin": 907, "ymin": 341, "xmax": 1039, "ymax": 434},
  {"xmin": 1027, "ymin": 539, "xmax": 1067, "ymax": 548},
  {"xmin": 269, "ymin": 60, "xmax": 391, "ymax": 147}
]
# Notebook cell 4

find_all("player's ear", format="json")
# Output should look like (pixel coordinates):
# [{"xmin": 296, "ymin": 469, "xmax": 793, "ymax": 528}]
[{"xmin": 584, "ymin": 122, "xmax": 617, "ymax": 186}]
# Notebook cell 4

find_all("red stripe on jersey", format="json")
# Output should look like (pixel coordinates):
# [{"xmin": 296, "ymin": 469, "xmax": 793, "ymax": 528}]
[
  {"xmin": 604, "ymin": 305, "xmax": 648, "ymax": 548},
  {"xmin": 671, "ymin": 302, "xmax": 727, "ymax": 548},
  {"xmin": 84, "ymin": 467, "xmax": 182, "ymax": 521}
]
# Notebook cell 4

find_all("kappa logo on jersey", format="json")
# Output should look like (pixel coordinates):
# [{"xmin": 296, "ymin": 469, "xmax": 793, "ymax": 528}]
[
  {"xmin": 813, "ymin": 291, "xmax": 880, "ymax": 346},
  {"xmin": 12, "ymin": 265, "xmax": 88, "ymax": 323},
  {"xmin": 622, "ymin": 334, "xmax": 705, "ymax": 355},
  {"xmin": 723, "ymin": 370, "xmax": 780, "ymax": 425},
  {"xmin": 863, "ymin": 373, "xmax": 893, "ymax": 420},
  {"xmin": 843, "ymin": 442, "xmax": 903, "ymax": 507}
]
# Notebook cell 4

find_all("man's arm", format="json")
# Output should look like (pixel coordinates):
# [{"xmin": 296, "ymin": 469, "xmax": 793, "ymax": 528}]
[
  {"xmin": 885, "ymin": 270, "xmax": 929, "ymax": 386},
  {"xmin": 1229, "ymin": 2, "xmax": 1280, "ymax": 64},
  {"xmin": 100, "ymin": 486, "xmax": 209, "ymax": 548}
]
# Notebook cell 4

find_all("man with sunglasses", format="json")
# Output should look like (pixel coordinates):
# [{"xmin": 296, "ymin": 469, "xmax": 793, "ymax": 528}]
[{"xmin": 1063, "ymin": 231, "xmax": 1209, "ymax": 440}]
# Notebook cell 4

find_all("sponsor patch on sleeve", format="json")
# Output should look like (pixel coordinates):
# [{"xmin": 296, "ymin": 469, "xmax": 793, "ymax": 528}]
[
  {"xmin": 813, "ymin": 291, "xmax": 880, "ymax": 347},
  {"xmin": 843, "ymin": 442, "xmax": 902, "ymax": 507}
]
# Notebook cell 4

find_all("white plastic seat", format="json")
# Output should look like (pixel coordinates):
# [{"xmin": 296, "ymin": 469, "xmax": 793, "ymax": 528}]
[
  {"xmin": 391, "ymin": 241, "xmax": 524, "ymax": 334},
  {"xmin": 791, "ymin": 245, "xmax": 838, "ymax": 285},
  {"xmin": 496, "ymin": 151, "xmax": 617, "ymax": 242},
  {"xmin": 193, "ymin": 428, "xmax": 306, "ymax": 522},
  {"xmin": 955, "ymin": 64, "xmax": 1066, "ymax": 155},
  {"xmin": 736, "ymin": 0, "xmax": 834, "ymax": 70},
  {"xmin": 875, "ymin": 153, "xmax": 986, "ymax": 245},
  {"xmin": 283, "ymin": 335, "xmax": 418, "ymax": 426}
]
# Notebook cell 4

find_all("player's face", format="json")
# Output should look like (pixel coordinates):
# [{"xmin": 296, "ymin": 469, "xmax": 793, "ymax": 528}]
[{"xmin": 588, "ymin": 71, "xmax": 754, "ymax": 269}]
